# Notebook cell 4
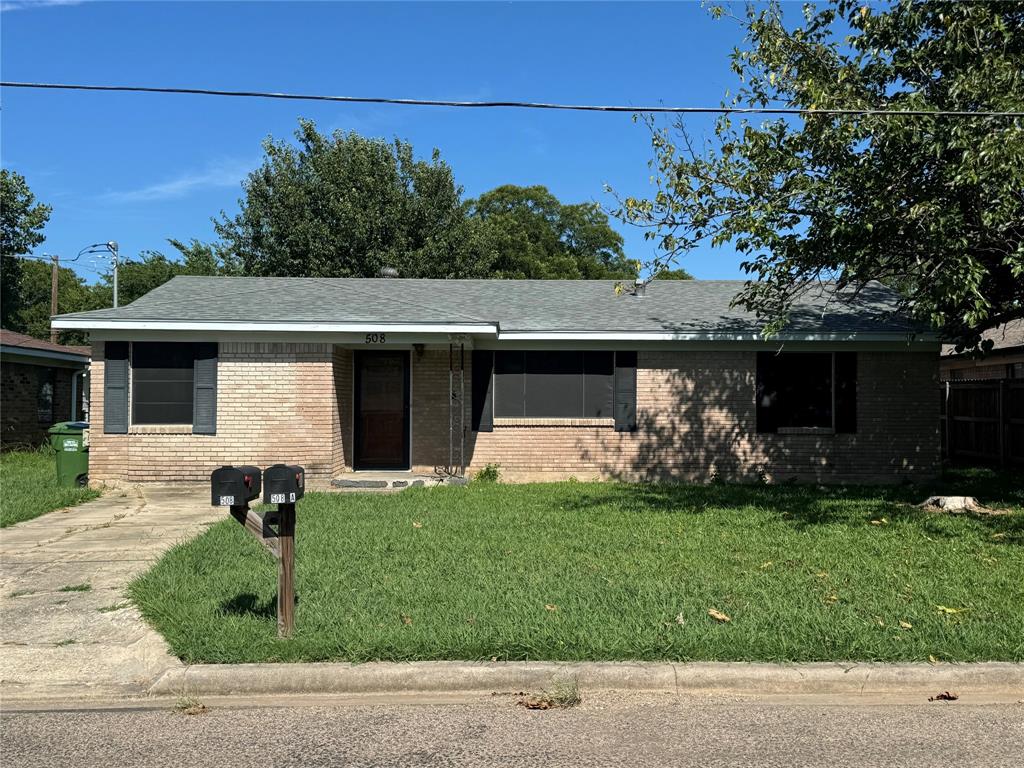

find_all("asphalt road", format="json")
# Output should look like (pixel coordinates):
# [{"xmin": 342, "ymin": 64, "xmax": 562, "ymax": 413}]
[{"xmin": 2, "ymin": 693, "xmax": 1022, "ymax": 767}]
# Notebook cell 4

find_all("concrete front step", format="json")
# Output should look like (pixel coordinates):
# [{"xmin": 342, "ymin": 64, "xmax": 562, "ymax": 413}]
[{"xmin": 329, "ymin": 474, "xmax": 468, "ymax": 491}]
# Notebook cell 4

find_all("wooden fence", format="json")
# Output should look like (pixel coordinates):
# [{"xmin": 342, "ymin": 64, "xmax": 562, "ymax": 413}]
[{"xmin": 940, "ymin": 380, "xmax": 1024, "ymax": 466}]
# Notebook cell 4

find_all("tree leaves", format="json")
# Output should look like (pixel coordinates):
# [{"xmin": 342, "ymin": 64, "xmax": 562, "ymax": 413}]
[
  {"xmin": 465, "ymin": 184, "xmax": 636, "ymax": 280},
  {"xmin": 613, "ymin": 0, "xmax": 1024, "ymax": 349},
  {"xmin": 0, "ymin": 169, "xmax": 52, "ymax": 329},
  {"xmin": 216, "ymin": 123, "xmax": 635, "ymax": 282}
]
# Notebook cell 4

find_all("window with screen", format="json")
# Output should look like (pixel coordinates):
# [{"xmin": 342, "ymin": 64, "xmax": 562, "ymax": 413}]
[
  {"xmin": 131, "ymin": 342, "xmax": 202, "ymax": 425},
  {"xmin": 756, "ymin": 351, "xmax": 856, "ymax": 433},
  {"xmin": 493, "ymin": 351, "xmax": 616, "ymax": 418}
]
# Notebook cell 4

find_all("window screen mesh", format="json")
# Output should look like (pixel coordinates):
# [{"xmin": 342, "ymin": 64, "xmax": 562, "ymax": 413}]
[{"xmin": 132, "ymin": 342, "xmax": 199, "ymax": 425}]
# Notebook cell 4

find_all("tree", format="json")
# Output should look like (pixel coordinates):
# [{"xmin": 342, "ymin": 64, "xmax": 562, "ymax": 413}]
[
  {"xmin": 616, "ymin": 1, "xmax": 1023, "ymax": 350},
  {"xmin": 653, "ymin": 267, "xmax": 694, "ymax": 280},
  {"xmin": 14, "ymin": 259, "xmax": 101, "ymax": 344},
  {"xmin": 215, "ymin": 119, "xmax": 482, "ymax": 279},
  {"xmin": 1, "ymin": 169, "xmax": 51, "ymax": 329},
  {"xmin": 467, "ymin": 185, "xmax": 636, "ymax": 279},
  {"xmin": 168, "ymin": 238, "xmax": 240, "ymax": 276}
]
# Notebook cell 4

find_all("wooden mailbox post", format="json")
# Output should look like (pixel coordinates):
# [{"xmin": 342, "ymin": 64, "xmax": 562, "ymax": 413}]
[{"xmin": 211, "ymin": 464, "xmax": 304, "ymax": 638}]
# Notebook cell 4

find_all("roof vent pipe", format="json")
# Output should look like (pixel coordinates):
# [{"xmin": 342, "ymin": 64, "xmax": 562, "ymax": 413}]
[
  {"xmin": 379, "ymin": 266, "xmax": 399, "ymax": 278},
  {"xmin": 633, "ymin": 279, "xmax": 648, "ymax": 298}
]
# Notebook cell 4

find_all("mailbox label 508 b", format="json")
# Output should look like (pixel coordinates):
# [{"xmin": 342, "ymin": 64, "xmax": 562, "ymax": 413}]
[{"xmin": 219, "ymin": 495, "xmax": 235, "ymax": 506}]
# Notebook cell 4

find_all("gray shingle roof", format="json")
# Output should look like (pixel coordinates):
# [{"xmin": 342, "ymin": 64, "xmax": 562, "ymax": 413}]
[
  {"xmin": 53, "ymin": 277, "xmax": 924, "ymax": 335},
  {"xmin": 941, "ymin": 319, "xmax": 1024, "ymax": 356}
]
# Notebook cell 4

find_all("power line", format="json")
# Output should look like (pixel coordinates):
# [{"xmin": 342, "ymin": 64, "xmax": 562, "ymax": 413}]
[{"xmin": 2, "ymin": 81, "xmax": 1022, "ymax": 119}]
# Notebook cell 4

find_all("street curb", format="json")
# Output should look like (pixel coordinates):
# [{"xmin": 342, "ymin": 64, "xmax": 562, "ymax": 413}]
[{"xmin": 148, "ymin": 661, "xmax": 1024, "ymax": 698}]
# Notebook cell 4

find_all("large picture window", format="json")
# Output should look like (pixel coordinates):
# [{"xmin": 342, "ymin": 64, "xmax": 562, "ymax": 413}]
[
  {"xmin": 131, "ymin": 342, "xmax": 205, "ymax": 425},
  {"xmin": 493, "ymin": 350, "xmax": 616, "ymax": 419},
  {"xmin": 756, "ymin": 351, "xmax": 856, "ymax": 434}
]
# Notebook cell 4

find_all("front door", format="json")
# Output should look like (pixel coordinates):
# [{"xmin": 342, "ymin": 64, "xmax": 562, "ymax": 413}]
[{"xmin": 354, "ymin": 350, "xmax": 410, "ymax": 470}]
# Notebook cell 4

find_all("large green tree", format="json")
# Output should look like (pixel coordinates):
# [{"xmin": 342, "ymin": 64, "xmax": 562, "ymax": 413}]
[
  {"xmin": 617, "ymin": 1, "xmax": 1023, "ymax": 350},
  {"xmin": 466, "ymin": 185, "xmax": 636, "ymax": 279},
  {"xmin": 214, "ymin": 120, "xmax": 635, "ymax": 281},
  {"xmin": 1, "ymin": 169, "xmax": 52, "ymax": 329},
  {"xmin": 215, "ymin": 120, "xmax": 483, "ymax": 279}
]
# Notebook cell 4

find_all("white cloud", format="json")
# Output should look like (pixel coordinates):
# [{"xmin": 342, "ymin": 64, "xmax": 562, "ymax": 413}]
[
  {"xmin": 100, "ymin": 159, "xmax": 252, "ymax": 203},
  {"xmin": 1, "ymin": 1, "xmax": 85, "ymax": 12}
]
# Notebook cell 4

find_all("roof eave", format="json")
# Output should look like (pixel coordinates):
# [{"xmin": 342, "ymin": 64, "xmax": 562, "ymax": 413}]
[
  {"xmin": 49, "ymin": 318, "xmax": 936, "ymax": 343},
  {"xmin": 50, "ymin": 318, "xmax": 501, "ymax": 335},
  {"xmin": 0, "ymin": 344, "xmax": 91, "ymax": 363}
]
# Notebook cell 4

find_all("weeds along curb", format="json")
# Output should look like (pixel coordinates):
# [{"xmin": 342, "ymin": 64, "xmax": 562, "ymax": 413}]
[{"xmin": 148, "ymin": 661, "xmax": 1024, "ymax": 698}]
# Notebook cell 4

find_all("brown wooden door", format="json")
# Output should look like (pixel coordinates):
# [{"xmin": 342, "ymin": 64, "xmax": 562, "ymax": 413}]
[{"xmin": 354, "ymin": 350, "xmax": 410, "ymax": 469}]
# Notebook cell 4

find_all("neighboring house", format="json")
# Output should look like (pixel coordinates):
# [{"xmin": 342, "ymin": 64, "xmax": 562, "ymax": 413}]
[
  {"xmin": 1, "ymin": 329, "xmax": 90, "ymax": 448},
  {"xmin": 940, "ymin": 320, "xmax": 1024, "ymax": 381},
  {"xmin": 51, "ymin": 277, "xmax": 940, "ymax": 485}
]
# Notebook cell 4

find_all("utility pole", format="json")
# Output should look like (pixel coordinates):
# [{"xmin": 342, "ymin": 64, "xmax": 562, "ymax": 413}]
[
  {"xmin": 79, "ymin": 241, "xmax": 120, "ymax": 308},
  {"xmin": 108, "ymin": 241, "xmax": 119, "ymax": 308},
  {"xmin": 49, "ymin": 254, "xmax": 59, "ymax": 343}
]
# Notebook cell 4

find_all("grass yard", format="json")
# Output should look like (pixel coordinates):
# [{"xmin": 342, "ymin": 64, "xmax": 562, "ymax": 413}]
[
  {"xmin": 129, "ymin": 468, "xmax": 1024, "ymax": 664},
  {"xmin": 0, "ymin": 448, "xmax": 100, "ymax": 527}
]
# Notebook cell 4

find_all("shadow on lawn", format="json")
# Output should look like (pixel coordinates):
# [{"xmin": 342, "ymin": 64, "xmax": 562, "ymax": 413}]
[
  {"xmin": 554, "ymin": 471, "xmax": 1024, "ymax": 545},
  {"xmin": 219, "ymin": 593, "xmax": 276, "ymax": 620}
]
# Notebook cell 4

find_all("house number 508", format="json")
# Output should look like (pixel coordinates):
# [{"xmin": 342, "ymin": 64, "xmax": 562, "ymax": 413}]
[{"xmin": 365, "ymin": 333, "xmax": 386, "ymax": 344}]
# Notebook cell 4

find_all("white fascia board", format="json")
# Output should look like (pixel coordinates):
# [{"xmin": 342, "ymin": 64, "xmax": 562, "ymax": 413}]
[
  {"xmin": 50, "ymin": 319, "xmax": 500, "ymax": 335},
  {"xmin": 496, "ymin": 330, "xmax": 940, "ymax": 343},
  {"xmin": 0, "ymin": 345, "xmax": 90, "ymax": 364}
]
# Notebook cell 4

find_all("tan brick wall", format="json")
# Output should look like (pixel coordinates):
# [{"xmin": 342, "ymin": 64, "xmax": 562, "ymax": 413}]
[
  {"xmin": 88, "ymin": 342, "xmax": 340, "ymax": 483},
  {"xmin": 466, "ymin": 350, "xmax": 940, "ymax": 484},
  {"xmin": 87, "ymin": 343, "xmax": 939, "ymax": 485},
  {"xmin": 332, "ymin": 347, "xmax": 352, "ymax": 473}
]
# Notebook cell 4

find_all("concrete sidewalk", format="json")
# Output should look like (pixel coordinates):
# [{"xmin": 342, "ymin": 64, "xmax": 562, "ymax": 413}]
[{"xmin": 0, "ymin": 484, "xmax": 219, "ymax": 700}]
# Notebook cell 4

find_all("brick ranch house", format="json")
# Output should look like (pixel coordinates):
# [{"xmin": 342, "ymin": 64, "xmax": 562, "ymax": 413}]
[
  {"xmin": 1, "ymin": 329, "xmax": 89, "ymax": 448},
  {"xmin": 51, "ymin": 277, "xmax": 940, "ymax": 486}
]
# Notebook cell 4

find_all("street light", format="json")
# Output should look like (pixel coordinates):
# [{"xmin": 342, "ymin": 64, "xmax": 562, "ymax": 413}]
[{"xmin": 79, "ymin": 241, "xmax": 120, "ymax": 308}]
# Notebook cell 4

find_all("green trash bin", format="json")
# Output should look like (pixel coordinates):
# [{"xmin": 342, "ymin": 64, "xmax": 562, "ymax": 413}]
[{"xmin": 48, "ymin": 421, "xmax": 90, "ymax": 488}]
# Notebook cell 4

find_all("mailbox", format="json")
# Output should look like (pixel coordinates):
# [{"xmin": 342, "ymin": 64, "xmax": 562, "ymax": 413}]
[
  {"xmin": 263, "ymin": 464, "xmax": 305, "ymax": 504},
  {"xmin": 210, "ymin": 465, "xmax": 262, "ymax": 507}
]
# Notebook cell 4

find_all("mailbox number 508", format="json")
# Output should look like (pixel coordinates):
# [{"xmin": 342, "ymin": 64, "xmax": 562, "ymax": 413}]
[{"xmin": 365, "ymin": 333, "xmax": 386, "ymax": 344}]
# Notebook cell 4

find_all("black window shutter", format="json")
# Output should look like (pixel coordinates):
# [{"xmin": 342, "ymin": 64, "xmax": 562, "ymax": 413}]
[
  {"xmin": 834, "ymin": 352, "xmax": 857, "ymax": 433},
  {"xmin": 471, "ymin": 350, "xmax": 494, "ymax": 432},
  {"xmin": 103, "ymin": 342, "xmax": 129, "ymax": 434},
  {"xmin": 613, "ymin": 351, "xmax": 637, "ymax": 432},
  {"xmin": 192, "ymin": 343, "xmax": 218, "ymax": 435}
]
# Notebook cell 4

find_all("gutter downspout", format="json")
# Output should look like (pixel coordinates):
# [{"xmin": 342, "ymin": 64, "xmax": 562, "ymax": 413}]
[{"xmin": 72, "ymin": 368, "xmax": 87, "ymax": 421}]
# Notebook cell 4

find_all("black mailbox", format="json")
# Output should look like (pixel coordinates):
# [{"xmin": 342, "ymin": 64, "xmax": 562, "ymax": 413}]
[
  {"xmin": 263, "ymin": 464, "xmax": 305, "ymax": 504},
  {"xmin": 210, "ymin": 465, "xmax": 262, "ymax": 507}
]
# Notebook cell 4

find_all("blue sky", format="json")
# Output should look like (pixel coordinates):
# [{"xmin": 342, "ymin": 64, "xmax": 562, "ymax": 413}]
[{"xmin": 2, "ymin": 0, "xmax": 754, "ymax": 283}]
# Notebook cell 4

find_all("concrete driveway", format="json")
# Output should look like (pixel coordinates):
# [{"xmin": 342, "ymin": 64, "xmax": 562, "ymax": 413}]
[{"xmin": 0, "ymin": 484, "xmax": 220, "ymax": 701}]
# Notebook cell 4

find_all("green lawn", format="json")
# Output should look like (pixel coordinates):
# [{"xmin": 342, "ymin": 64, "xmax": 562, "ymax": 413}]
[
  {"xmin": 0, "ymin": 449, "xmax": 100, "ymax": 527},
  {"xmin": 129, "ymin": 468, "xmax": 1024, "ymax": 664}
]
